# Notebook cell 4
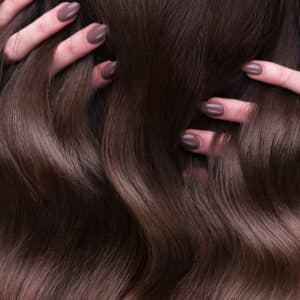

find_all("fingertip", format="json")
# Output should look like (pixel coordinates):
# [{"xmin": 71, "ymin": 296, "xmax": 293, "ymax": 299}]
[
  {"xmin": 200, "ymin": 100, "xmax": 225, "ymax": 118},
  {"xmin": 92, "ymin": 61, "xmax": 116, "ymax": 90},
  {"xmin": 241, "ymin": 60, "xmax": 300, "ymax": 93},
  {"xmin": 86, "ymin": 23, "xmax": 108, "ymax": 44},
  {"xmin": 101, "ymin": 61, "xmax": 117, "ymax": 80},
  {"xmin": 181, "ymin": 132, "xmax": 201, "ymax": 152},
  {"xmin": 241, "ymin": 61, "xmax": 263, "ymax": 76},
  {"xmin": 57, "ymin": 2, "xmax": 81, "ymax": 23}
]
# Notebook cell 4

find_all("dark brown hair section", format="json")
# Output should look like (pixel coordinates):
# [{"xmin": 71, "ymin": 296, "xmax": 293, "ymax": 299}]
[{"xmin": 0, "ymin": 0, "xmax": 299, "ymax": 299}]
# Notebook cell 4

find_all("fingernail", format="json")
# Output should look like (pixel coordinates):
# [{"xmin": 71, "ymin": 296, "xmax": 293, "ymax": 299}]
[
  {"xmin": 101, "ymin": 61, "xmax": 117, "ymax": 80},
  {"xmin": 57, "ymin": 2, "xmax": 81, "ymax": 22},
  {"xmin": 87, "ymin": 24, "xmax": 107, "ymax": 44},
  {"xmin": 201, "ymin": 102, "xmax": 224, "ymax": 117},
  {"xmin": 242, "ymin": 62, "xmax": 263, "ymax": 75},
  {"xmin": 181, "ymin": 134, "xmax": 200, "ymax": 151}
]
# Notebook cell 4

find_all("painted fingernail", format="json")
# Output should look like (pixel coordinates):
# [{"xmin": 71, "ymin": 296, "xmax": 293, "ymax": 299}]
[
  {"xmin": 201, "ymin": 102, "xmax": 224, "ymax": 117},
  {"xmin": 87, "ymin": 24, "xmax": 107, "ymax": 44},
  {"xmin": 242, "ymin": 62, "xmax": 263, "ymax": 75},
  {"xmin": 101, "ymin": 61, "xmax": 117, "ymax": 80},
  {"xmin": 181, "ymin": 134, "xmax": 200, "ymax": 151},
  {"xmin": 57, "ymin": 2, "xmax": 81, "ymax": 22}
]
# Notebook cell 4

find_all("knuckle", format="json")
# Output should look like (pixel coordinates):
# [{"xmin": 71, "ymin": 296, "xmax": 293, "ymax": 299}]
[
  {"xmin": 0, "ymin": 0, "xmax": 32, "ymax": 27},
  {"xmin": 10, "ymin": 0, "xmax": 23, "ymax": 5},
  {"xmin": 6, "ymin": 0, "xmax": 31, "ymax": 11},
  {"xmin": 3, "ymin": 48, "xmax": 19, "ymax": 63},
  {"xmin": 63, "ymin": 40, "xmax": 78, "ymax": 58},
  {"xmin": 239, "ymin": 103, "xmax": 254, "ymax": 122},
  {"xmin": 2, "ymin": 1, "xmax": 15, "ymax": 14},
  {"xmin": 4, "ymin": 37, "xmax": 21, "ymax": 62},
  {"xmin": 275, "ymin": 66, "xmax": 292, "ymax": 87},
  {"xmin": 35, "ymin": 19, "xmax": 49, "ymax": 37},
  {"xmin": 79, "ymin": 29, "xmax": 88, "ymax": 42},
  {"xmin": 63, "ymin": 30, "xmax": 87, "ymax": 58}
]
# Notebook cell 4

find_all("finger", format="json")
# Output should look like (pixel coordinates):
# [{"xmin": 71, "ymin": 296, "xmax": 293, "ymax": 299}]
[
  {"xmin": 51, "ymin": 23, "xmax": 108, "ymax": 75},
  {"xmin": 181, "ymin": 130, "xmax": 225, "ymax": 155},
  {"xmin": 3, "ymin": 2, "xmax": 80, "ymax": 63},
  {"xmin": 200, "ymin": 98, "xmax": 256, "ymax": 123},
  {"xmin": 242, "ymin": 60, "xmax": 300, "ymax": 94},
  {"xmin": 92, "ymin": 61, "xmax": 117, "ymax": 90},
  {"xmin": 0, "ymin": 0, "xmax": 33, "ymax": 28}
]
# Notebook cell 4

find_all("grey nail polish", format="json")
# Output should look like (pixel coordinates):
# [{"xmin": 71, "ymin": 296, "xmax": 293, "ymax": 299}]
[
  {"xmin": 202, "ymin": 102, "xmax": 224, "ymax": 117},
  {"xmin": 181, "ymin": 134, "xmax": 200, "ymax": 151},
  {"xmin": 242, "ymin": 62, "xmax": 263, "ymax": 75},
  {"xmin": 101, "ymin": 61, "xmax": 117, "ymax": 80},
  {"xmin": 87, "ymin": 24, "xmax": 107, "ymax": 44},
  {"xmin": 57, "ymin": 2, "xmax": 80, "ymax": 22}
]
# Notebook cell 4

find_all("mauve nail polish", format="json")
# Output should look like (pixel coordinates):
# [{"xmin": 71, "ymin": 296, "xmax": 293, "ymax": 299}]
[
  {"xmin": 87, "ymin": 24, "xmax": 107, "ymax": 44},
  {"xmin": 242, "ymin": 62, "xmax": 263, "ymax": 75},
  {"xmin": 202, "ymin": 102, "xmax": 224, "ymax": 117},
  {"xmin": 181, "ymin": 134, "xmax": 200, "ymax": 150},
  {"xmin": 101, "ymin": 62, "xmax": 117, "ymax": 80},
  {"xmin": 57, "ymin": 2, "xmax": 80, "ymax": 22}
]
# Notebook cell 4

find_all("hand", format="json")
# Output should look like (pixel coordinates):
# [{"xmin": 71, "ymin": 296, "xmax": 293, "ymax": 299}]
[
  {"xmin": 181, "ymin": 60, "xmax": 300, "ymax": 154},
  {"xmin": 0, "ymin": 1, "xmax": 116, "ymax": 90}
]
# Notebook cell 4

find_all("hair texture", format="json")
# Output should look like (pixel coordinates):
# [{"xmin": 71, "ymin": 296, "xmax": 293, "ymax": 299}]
[{"xmin": 0, "ymin": 0, "xmax": 299, "ymax": 299}]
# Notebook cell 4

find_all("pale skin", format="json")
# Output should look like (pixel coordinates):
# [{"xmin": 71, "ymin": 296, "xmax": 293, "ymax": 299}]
[
  {"xmin": 1, "ymin": 0, "xmax": 300, "ymax": 155},
  {"xmin": 0, "ymin": 1, "xmax": 114, "ymax": 89},
  {"xmin": 183, "ymin": 61, "xmax": 300, "ymax": 155}
]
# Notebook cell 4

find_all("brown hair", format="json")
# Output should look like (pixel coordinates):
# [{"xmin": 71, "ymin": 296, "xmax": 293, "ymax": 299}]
[{"xmin": 0, "ymin": 0, "xmax": 299, "ymax": 298}]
